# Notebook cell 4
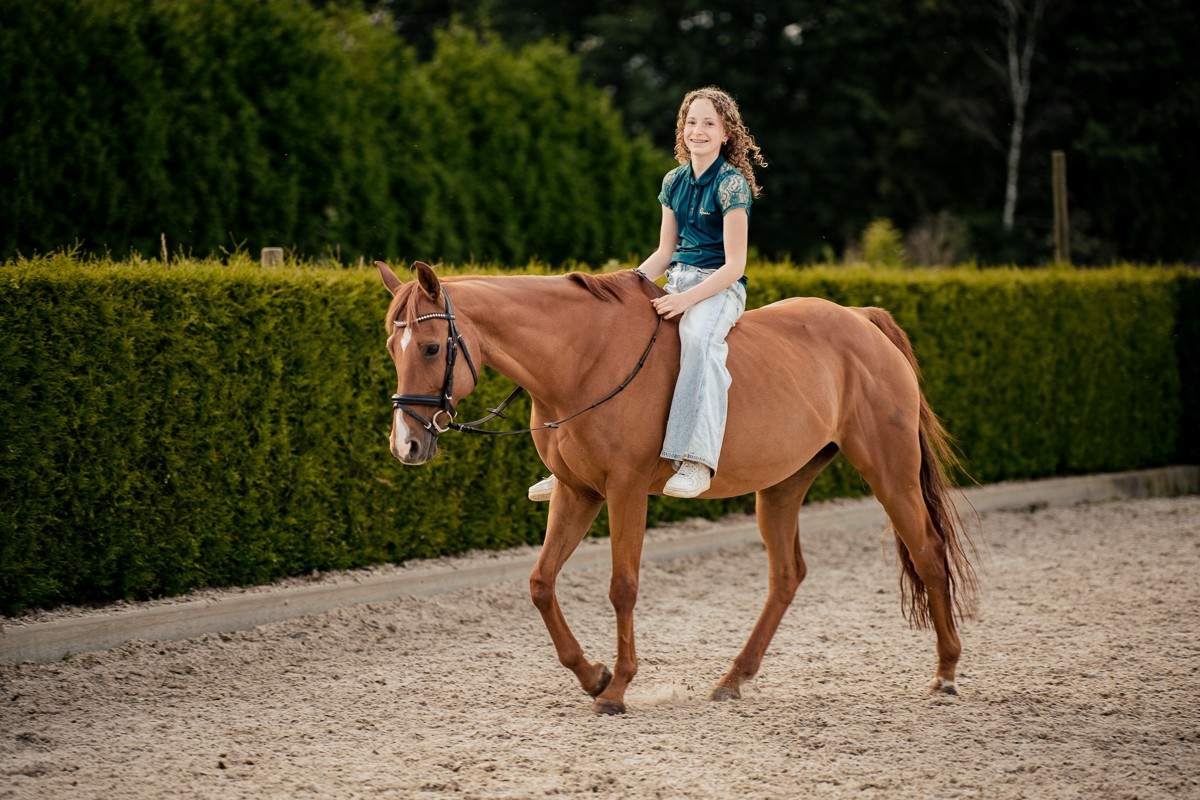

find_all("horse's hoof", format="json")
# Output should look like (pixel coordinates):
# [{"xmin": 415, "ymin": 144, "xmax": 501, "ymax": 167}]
[
  {"xmin": 710, "ymin": 685, "xmax": 741, "ymax": 702},
  {"xmin": 592, "ymin": 698, "xmax": 626, "ymax": 715},
  {"xmin": 586, "ymin": 664, "xmax": 613, "ymax": 698},
  {"xmin": 926, "ymin": 677, "xmax": 958, "ymax": 696}
]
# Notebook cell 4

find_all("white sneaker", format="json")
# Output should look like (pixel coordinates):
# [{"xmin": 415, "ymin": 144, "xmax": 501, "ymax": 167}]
[
  {"xmin": 528, "ymin": 475, "xmax": 556, "ymax": 502},
  {"xmin": 663, "ymin": 461, "xmax": 711, "ymax": 498}
]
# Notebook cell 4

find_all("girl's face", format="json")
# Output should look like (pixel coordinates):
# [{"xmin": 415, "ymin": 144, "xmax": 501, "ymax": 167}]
[{"xmin": 682, "ymin": 98, "xmax": 726, "ymax": 162}]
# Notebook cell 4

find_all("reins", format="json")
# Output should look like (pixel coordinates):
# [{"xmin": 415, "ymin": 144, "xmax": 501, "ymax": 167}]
[{"xmin": 391, "ymin": 270, "xmax": 665, "ymax": 437}]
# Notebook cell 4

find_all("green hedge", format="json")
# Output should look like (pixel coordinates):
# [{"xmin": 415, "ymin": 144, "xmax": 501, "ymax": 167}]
[
  {"xmin": 749, "ymin": 265, "xmax": 1187, "ymax": 481},
  {"xmin": 0, "ymin": 256, "xmax": 1193, "ymax": 613}
]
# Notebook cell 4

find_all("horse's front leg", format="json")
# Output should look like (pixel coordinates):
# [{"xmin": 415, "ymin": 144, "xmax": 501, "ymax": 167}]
[
  {"xmin": 592, "ymin": 488, "xmax": 649, "ymax": 715},
  {"xmin": 529, "ymin": 482, "xmax": 610, "ymax": 698}
]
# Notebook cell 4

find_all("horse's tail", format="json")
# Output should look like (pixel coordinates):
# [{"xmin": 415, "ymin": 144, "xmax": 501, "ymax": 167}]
[{"xmin": 858, "ymin": 307, "xmax": 979, "ymax": 628}]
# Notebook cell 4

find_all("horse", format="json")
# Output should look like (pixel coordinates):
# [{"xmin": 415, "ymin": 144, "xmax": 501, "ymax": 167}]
[{"xmin": 377, "ymin": 260, "xmax": 977, "ymax": 715}]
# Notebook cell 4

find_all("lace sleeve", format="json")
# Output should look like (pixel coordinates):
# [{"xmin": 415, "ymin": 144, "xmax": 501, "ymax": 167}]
[
  {"xmin": 657, "ymin": 167, "xmax": 681, "ymax": 207},
  {"xmin": 717, "ymin": 172, "xmax": 752, "ymax": 214}
]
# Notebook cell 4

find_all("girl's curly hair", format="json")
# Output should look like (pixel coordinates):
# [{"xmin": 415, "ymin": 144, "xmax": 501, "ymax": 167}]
[{"xmin": 673, "ymin": 86, "xmax": 767, "ymax": 198}]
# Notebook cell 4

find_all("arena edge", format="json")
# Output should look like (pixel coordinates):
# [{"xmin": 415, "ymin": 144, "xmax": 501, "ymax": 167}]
[{"xmin": 0, "ymin": 258, "xmax": 1194, "ymax": 613}]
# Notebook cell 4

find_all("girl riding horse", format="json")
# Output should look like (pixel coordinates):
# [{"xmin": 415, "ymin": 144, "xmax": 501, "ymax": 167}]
[{"xmin": 529, "ymin": 86, "xmax": 768, "ymax": 501}]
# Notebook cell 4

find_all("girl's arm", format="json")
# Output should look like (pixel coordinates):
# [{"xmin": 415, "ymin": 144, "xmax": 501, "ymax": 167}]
[
  {"xmin": 634, "ymin": 205, "xmax": 678, "ymax": 281},
  {"xmin": 651, "ymin": 208, "xmax": 747, "ymax": 319}
]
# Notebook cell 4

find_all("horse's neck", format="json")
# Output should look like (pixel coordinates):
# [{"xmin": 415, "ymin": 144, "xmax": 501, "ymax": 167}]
[{"xmin": 456, "ymin": 276, "xmax": 625, "ymax": 406}]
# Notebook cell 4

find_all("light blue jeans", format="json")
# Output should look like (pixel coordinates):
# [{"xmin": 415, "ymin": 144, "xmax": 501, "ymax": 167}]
[{"xmin": 659, "ymin": 264, "xmax": 747, "ymax": 473}]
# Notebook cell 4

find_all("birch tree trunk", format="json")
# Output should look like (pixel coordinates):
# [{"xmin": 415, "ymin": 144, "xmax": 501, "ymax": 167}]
[{"xmin": 1002, "ymin": 0, "xmax": 1045, "ymax": 232}]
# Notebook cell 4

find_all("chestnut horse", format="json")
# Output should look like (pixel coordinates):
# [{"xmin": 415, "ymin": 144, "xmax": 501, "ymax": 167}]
[{"xmin": 378, "ymin": 260, "xmax": 976, "ymax": 715}]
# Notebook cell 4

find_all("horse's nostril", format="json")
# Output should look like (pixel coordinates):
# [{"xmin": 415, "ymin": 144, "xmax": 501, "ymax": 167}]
[{"xmin": 406, "ymin": 440, "xmax": 420, "ymax": 460}]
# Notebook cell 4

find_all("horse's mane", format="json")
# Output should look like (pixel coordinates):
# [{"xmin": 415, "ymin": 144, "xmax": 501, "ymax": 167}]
[
  {"xmin": 386, "ymin": 270, "xmax": 644, "ymax": 332},
  {"xmin": 565, "ymin": 270, "xmax": 643, "ymax": 303}
]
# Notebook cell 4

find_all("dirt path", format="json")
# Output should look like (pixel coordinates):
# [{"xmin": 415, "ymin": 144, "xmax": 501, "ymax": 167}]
[{"xmin": 2, "ymin": 496, "xmax": 1198, "ymax": 799}]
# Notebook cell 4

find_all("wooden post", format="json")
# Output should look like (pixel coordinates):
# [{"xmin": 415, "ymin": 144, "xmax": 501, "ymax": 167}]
[
  {"xmin": 1052, "ymin": 150, "xmax": 1069, "ymax": 264},
  {"xmin": 261, "ymin": 247, "xmax": 284, "ymax": 268}
]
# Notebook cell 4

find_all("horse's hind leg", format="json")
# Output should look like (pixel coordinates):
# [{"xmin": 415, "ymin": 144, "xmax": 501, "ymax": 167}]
[
  {"xmin": 712, "ymin": 444, "xmax": 839, "ymax": 701},
  {"xmin": 876, "ymin": 484, "xmax": 962, "ymax": 693},
  {"xmin": 842, "ymin": 433, "xmax": 963, "ymax": 695},
  {"xmin": 529, "ymin": 484, "xmax": 611, "ymax": 698}
]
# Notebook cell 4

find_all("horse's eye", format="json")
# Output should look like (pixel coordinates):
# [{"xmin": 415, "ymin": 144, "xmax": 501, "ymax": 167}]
[{"xmin": 422, "ymin": 343, "xmax": 441, "ymax": 359}]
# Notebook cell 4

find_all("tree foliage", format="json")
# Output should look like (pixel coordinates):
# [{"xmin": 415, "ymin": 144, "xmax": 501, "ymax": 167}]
[
  {"xmin": 2, "ymin": 0, "xmax": 1196, "ymax": 264},
  {"xmin": 0, "ymin": 1, "xmax": 667, "ymax": 264},
  {"xmin": 372, "ymin": 0, "xmax": 1199, "ymax": 264}
]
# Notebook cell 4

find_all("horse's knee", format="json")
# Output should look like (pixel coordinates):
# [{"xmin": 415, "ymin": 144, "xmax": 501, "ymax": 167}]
[
  {"xmin": 609, "ymin": 574, "xmax": 639, "ymax": 614},
  {"xmin": 773, "ymin": 585, "xmax": 798, "ymax": 606},
  {"xmin": 769, "ymin": 569, "xmax": 800, "ymax": 606},
  {"xmin": 530, "ymin": 573, "xmax": 555, "ymax": 613}
]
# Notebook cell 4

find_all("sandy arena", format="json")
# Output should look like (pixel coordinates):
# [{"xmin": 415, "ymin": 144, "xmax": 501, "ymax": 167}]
[{"xmin": 2, "ymin": 495, "xmax": 1198, "ymax": 799}]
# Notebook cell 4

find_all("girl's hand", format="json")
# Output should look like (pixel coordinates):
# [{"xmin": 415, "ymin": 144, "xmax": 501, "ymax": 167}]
[{"xmin": 651, "ymin": 291, "xmax": 695, "ymax": 319}]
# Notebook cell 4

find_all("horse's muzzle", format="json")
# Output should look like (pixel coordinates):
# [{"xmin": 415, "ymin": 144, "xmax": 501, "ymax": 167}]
[{"xmin": 391, "ymin": 410, "xmax": 438, "ymax": 464}]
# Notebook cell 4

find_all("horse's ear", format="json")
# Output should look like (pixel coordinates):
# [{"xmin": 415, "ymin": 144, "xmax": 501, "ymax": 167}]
[
  {"xmin": 375, "ymin": 260, "xmax": 403, "ymax": 296},
  {"xmin": 413, "ymin": 261, "xmax": 440, "ymax": 300}
]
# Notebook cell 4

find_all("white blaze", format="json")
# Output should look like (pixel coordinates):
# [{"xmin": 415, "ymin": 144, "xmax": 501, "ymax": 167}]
[
  {"xmin": 389, "ymin": 325, "xmax": 416, "ymax": 459},
  {"xmin": 392, "ymin": 408, "xmax": 413, "ymax": 456}
]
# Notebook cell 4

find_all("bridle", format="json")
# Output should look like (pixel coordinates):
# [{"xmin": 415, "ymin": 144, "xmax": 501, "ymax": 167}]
[
  {"xmin": 390, "ymin": 271, "xmax": 664, "ymax": 438},
  {"xmin": 390, "ymin": 286, "xmax": 479, "ymax": 435}
]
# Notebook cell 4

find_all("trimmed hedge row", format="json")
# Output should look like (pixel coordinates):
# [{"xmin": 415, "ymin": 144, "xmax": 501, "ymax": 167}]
[
  {"xmin": 750, "ymin": 265, "xmax": 1192, "ymax": 481},
  {"xmin": 1, "ymin": 257, "xmax": 1194, "ymax": 613}
]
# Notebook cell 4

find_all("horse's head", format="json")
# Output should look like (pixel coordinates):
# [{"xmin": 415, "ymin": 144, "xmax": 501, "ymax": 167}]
[{"xmin": 376, "ymin": 260, "xmax": 479, "ymax": 465}]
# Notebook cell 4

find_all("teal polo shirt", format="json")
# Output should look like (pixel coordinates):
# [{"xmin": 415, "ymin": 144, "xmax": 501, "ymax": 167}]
[{"xmin": 658, "ymin": 155, "xmax": 753, "ymax": 283}]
